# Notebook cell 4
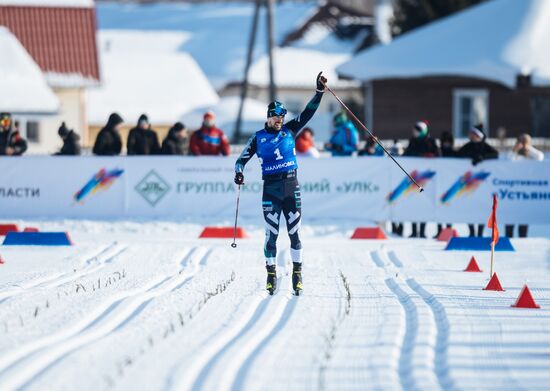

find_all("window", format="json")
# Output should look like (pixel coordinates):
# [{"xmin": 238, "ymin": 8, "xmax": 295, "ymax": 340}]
[
  {"xmin": 452, "ymin": 89, "xmax": 489, "ymax": 138},
  {"xmin": 26, "ymin": 121, "xmax": 40, "ymax": 143}
]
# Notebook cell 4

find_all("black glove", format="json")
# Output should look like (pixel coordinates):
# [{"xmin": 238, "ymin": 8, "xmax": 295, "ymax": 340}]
[
  {"xmin": 234, "ymin": 172, "xmax": 244, "ymax": 185},
  {"xmin": 472, "ymin": 155, "xmax": 483, "ymax": 166},
  {"xmin": 316, "ymin": 71, "xmax": 327, "ymax": 92}
]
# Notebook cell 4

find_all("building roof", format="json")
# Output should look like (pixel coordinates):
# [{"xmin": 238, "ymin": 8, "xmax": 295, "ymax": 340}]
[
  {"xmin": 0, "ymin": 4, "xmax": 100, "ymax": 87},
  {"xmin": 0, "ymin": 0, "xmax": 93, "ymax": 7},
  {"xmin": 0, "ymin": 26, "xmax": 58, "ymax": 114},
  {"xmin": 248, "ymin": 47, "xmax": 359, "ymax": 89},
  {"xmin": 87, "ymin": 30, "xmax": 219, "ymax": 126},
  {"xmin": 282, "ymin": 1, "xmax": 375, "ymax": 52},
  {"xmin": 337, "ymin": 0, "xmax": 550, "ymax": 88}
]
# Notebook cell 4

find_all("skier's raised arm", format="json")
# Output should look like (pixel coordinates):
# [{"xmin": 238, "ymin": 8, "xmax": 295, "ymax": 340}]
[{"xmin": 285, "ymin": 72, "xmax": 327, "ymax": 136}]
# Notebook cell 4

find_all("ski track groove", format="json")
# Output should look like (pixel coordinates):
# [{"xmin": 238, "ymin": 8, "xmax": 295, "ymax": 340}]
[
  {"xmin": 172, "ymin": 251, "xmax": 293, "ymax": 391},
  {"xmin": 406, "ymin": 278, "xmax": 454, "ymax": 390},
  {"xmin": 0, "ymin": 246, "xmax": 211, "ymax": 391},
  {"xmin": 0, "ymin": 243, "xmax": 126, "ymax": 305},
  {"xmin": 373, "ymin": 249, "xmax": 444, "ymax": 391}
]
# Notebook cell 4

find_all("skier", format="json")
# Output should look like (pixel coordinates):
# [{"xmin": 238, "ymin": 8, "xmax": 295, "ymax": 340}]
[{"xmin": 234, "ymin": 72, "xmax": 327, "ymax": 296}]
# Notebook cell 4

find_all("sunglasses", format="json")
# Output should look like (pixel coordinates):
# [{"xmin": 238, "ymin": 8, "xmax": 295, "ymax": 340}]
[{"xmin": 268, "ymin": 107, "xmax": 287, "ymax": 118}]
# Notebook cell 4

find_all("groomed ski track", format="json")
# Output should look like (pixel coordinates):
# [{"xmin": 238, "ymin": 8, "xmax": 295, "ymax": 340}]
[{"xmin": 0, "ymin": 223, "xmax": 549, "ymax": 391}]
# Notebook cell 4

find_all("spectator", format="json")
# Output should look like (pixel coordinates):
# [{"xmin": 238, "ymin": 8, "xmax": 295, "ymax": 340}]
[
  {"xmin": 509, "ymin": 133, "xmax": 544, "ymax": 161},
  {"xmin": 295, "ymin": 127, "xmax": 320, "ymax": 157},
  {"xmin": 161, "ymin": 122, "xmax": 189, "ymax": 155},
  {"xmin": 403, "ymin": 120, "xmax": 440, "ymax": 158},
  {"xmin": 359, "ymin": 136, "xmax": 384, "ymax": 156},
  {"xmin": 93, "ymin": 113, "xmax": 123, "ymax": 156},
  {"xmin": 457, "ymin": 124, "xmax": 498, "ymax": 165},
  {"xmin": 189, "ymin": 111, "xmax": 230, "ymax": 156},
  {"xmin": 457, "ymin": 124, "xmax": 499, "ymax": 237},
  {"xmin": 55, "ymin": 122, "xmax": 81, "ymax": 156},
  {"xmin": 127, "ymin": 114, "xmax": 161, "ymax": 155},
  {"xmin": 440, "ymin": 131, "xmax": 456, "ymax": 157},
  {"xmin": 403, "ymin": 121, "xmax": 440, "ymax": 238},
  {"xmin": 325, "ymin": 112, "xmax": 359, "ymax": 156},
  {"xmin": 505, "ymin": 133, "xmax": 544, "ymax": 238},
  {"xmin": 0, "ymin": 112, "xmax": 27, "ymax": 156}
]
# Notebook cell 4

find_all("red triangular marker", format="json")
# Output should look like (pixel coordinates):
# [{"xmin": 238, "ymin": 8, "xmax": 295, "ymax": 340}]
[
  {"xmin": 464, "ymin": 256, "xmax": 482, "ymax": 272},
  {"xmin": 512, "ymin": 285, "xmax": 540, "ymax": 308},
  {"xmin": 483, "ymin": 272, "xmax": 504, "ymax": 291}
]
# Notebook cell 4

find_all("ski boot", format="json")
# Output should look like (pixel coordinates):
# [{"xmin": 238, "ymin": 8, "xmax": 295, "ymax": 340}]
[
  {"xmin": 292, "ymin": 262, "xmax": 303, "ymax": 296},
  {"xmin": 266, "ymin": 264, "xmax": 277, "ymax": 295}
]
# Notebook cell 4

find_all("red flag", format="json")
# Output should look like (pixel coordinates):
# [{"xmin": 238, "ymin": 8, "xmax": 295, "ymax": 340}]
[{"xmin": 487, "ymin": 194, "xmax": 499, "ymax": 246}]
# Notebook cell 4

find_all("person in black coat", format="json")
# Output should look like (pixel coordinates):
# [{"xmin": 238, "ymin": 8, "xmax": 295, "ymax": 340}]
[
  {"xmin": 55, "ymin": 122, "xmax": 81, "ymax": 156},
  {"xmin": 93, "ymin": 113, "xmax": 123, "ymax": 156},
  {"xmin": 127, "ymin": 114, "xmax": 161, "ymax": 155},
  {"xmin": 457, "ymin": 124, "xmax": 498, "ymax": 165},
  {"xmin": 457, "ymin": 124, "xmax": 499, "ymax": 237},
  {"xmin": 440, "ymin": 131, "xmax": 456, "ymax": 157},
  {"xmin": 161, "ymin": 122, "xmax": 189, "ymax": 155},
  {"xmin": 402, "ymin": 121, "xmax": 441, "ymax": 238}
]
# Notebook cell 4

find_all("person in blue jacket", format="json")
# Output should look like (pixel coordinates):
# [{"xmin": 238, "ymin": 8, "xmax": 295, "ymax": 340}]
[
  {"xmin": 234, "ymin": 72, "xmax": 327, "ymax": 296},
  {"xmin": 325, "ymin": 111, "xmax": 359, "ymax": 156}
]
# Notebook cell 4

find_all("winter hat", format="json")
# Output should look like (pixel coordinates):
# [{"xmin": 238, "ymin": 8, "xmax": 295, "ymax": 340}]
[
  {"xmin": 58, "ymin": 122, "xmax": 70, "ymax": 137},
  {"xmin": 107, "ymin": 112, "xmax": 124, "ymax": 128},
  {"xmin": 414, "ymin": 121, "xmax": 429, "ymax": 138},
  {"xmin": 138, "ymin": 114, "xmax": 149, "ymax": 126},
  {"xmin": 267, "ymin": 101, "xmax": 287, "ymax": 118},
  {"xmin": 469, "ymin": 124, "xmax": 485, "ymax": 140},
  {"xmin": 203, "ymin": 111, "xmax": 215, "ymax": 121},
  {"xmin": 173, "ymin": 122, "xmax": 185, "ymax": 132}
]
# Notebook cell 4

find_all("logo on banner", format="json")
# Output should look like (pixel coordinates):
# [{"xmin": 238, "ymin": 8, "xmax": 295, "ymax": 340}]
[
  {"xmin": 440, "ymin": 171, "xmax": 490, "ymax": 204},
  {"xmin": 387, "ymin": 170, "xmax": 436, "ymax": 203},
  {"xmin": 135, "ymin": 170, "xmax": 170, "ymax": 206},
  {"xmin": 74, "ymin": 168, "xmax": 124, "ymax": 204}
]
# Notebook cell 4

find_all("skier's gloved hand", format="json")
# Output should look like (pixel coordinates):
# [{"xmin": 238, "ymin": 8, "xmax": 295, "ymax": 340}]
[
  {"xmin": 316, "ymin": 72, "xmax": 327, "ymax": 92},
  {"xmin": 234, "ymin": 172, "xmax": 244, "ymax": 185}
]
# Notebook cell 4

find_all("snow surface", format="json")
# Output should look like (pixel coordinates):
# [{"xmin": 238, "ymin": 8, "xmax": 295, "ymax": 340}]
[
  {"xmin": 0, "ymin": 219, "xmax": 549, "ymax": 390},
  {"xmin": 0, "ymin": 27, "xmax": 58, "ymax": 114},
  {"xmin": 0, "ymin": 0, "xmax": 93, "ymax": 7},
  {"xmin": 87, "ymin": 30, "xmax": 218, "ymax": 126},
  {"xmin": 338, "ymin": 0, "xmax": 550, "ymax": 88},
  {"xmin": 180, "ymin": 95, "xmax": 273, "ymax": 139},
  {"xmin": 96, "ymin": 2, "xmax": 317, "ymax": 90}
]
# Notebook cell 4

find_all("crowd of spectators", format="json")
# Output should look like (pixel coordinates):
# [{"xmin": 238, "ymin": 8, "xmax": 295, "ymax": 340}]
[{"xmin": 1, "ymin": 110, "xmax": 546, "ymax": 237}]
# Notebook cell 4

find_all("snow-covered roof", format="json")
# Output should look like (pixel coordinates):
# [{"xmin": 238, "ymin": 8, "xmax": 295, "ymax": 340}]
[
  {"xmin": 0, "ymin": 26, "xmax": 58, "ymax": 114},
  {"xmin": 0, "ymin": 0, "xmax": 93, "ymax": 7},
  {"xmin": 87, "ymin": 30, "xmax": 218, "ymax": 126},
  {"xmin": 180, "ymin": 96, "xmax": 273, "ymax": 140},
  {"xmin": 248, "ymin": 47, "xmax": 359, "ymax": 89},
  {"xmin": 96, "ymin": 2, "xmax": 315, "ymax": 90},
  {"xmin": 337, "ymin": 0, "xmax": 550, "ymax": 88}
]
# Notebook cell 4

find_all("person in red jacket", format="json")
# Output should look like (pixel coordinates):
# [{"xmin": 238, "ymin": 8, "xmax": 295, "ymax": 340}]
[{"xmin": 189, "ymin": 111, "xmax": 230, "ymax": 156}]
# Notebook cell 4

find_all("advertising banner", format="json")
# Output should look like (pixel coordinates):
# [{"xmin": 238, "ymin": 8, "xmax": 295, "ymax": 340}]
[{"xmin": 0, "ymin": 156, "xmax": 548, "ymax": 224}]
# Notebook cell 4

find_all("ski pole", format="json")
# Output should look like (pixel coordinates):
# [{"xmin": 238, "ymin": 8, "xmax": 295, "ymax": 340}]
[
  {"xmin": 322, "ymin": 80, "xmax": 424, "ymax": 192},
  {"xmin": 231, "ymin": 184, "xmax": 242, "ymax": 248}
]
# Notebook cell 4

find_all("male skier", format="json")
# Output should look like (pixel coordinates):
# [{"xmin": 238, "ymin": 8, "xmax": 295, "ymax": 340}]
[{"xmin": 234, "ymin": 72, "xmax": 327, "ymax": 296}]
